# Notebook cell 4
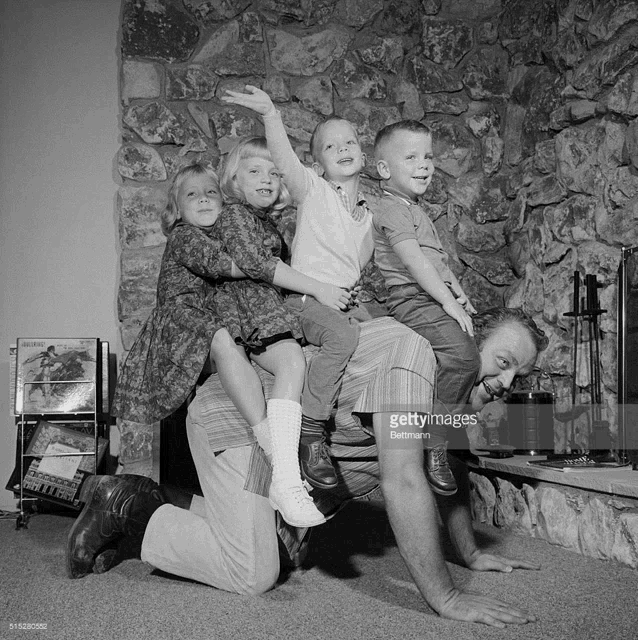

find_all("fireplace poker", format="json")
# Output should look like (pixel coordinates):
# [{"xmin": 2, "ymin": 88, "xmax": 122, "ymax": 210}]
[
  {"xmin": 589, "ymin": 275, "xmax": 603, "ymax": 406},
  {"xmin": 583, "ymin": 274, "xmax": 599, "ymax": 406},
  {"xmin": 564, "ymin": 270, "xmax": 580, "ymax": 452},
  {"xmin": 585, "ymin": 274, "xmax": 613, "ymax": 460}
]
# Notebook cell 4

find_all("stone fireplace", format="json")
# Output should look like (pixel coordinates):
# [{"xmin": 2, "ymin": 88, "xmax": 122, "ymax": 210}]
[{"xmin": 114, "ymin": 0, "xmax": 638, "ymax": 516}]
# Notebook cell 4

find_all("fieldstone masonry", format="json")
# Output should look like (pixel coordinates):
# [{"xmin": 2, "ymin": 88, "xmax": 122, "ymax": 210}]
[
  {"xmin": 469, "ymin": 469, "xmax": 638, "ymax": 569},
  {"xmin": 115, "ymin": 0, "xmax": 638, "ymax": 500}
]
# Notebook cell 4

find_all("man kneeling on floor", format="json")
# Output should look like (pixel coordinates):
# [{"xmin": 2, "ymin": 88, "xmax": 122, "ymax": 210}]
[{"xmin": 66, "ymin": 309, "xmax": 547, "ymax": 628}]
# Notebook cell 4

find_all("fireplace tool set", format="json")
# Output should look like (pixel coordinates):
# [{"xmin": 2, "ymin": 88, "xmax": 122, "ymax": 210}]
[
  {"xmin": 512, "ymin": 271, "xmax": 629, "ymax": 470},
  {"xmin": 540, "ymin": 270, "xmax": 626, "ymax": 468}
]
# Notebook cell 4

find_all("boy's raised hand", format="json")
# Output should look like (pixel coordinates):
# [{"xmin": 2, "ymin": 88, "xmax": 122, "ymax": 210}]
[{"xmin": 222, "ymin": 85, "xmax": 275, "ymax": 116}]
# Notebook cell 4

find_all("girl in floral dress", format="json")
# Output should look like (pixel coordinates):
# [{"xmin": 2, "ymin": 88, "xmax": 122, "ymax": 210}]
[
  {"xmin": 215, "ymin": 136, "xmax": 351, "ymax": 527},
  {"xmin": 112, "ymin": 163, "xmax": 245, "ymax": 425}
]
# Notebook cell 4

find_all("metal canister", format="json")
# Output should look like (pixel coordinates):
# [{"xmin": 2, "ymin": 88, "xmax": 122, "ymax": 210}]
[{"xmin": 506, "ymin": 390, "xmax": 554, "ymax": 455}]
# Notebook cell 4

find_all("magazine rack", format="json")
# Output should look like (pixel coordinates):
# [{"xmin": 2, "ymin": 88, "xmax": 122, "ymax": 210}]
[{"xmin": 9, "ymin": 338, "xmax": 110, "ymax": 529}]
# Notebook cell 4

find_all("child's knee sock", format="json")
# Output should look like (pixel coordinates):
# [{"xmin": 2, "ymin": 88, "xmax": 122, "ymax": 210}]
[
  {"xmin": 267, "ymin": 399, "xmax": 303, "ymax": 485},
  {"xmin": 266, "ymin": 399, "xmax": 326, "ymax": 527}
]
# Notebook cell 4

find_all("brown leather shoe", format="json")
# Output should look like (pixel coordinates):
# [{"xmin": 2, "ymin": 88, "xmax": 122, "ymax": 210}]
[
  {"xmin": 425, "ymin": 444, "xmax": 458, "ymax": 496},
  {"xmin": 299, "ymin": 440, "xmax": 338, "ymax": 490},
  {"xmin": 66, "ymin": 474, "xmax": 164, "ymax": 579}
]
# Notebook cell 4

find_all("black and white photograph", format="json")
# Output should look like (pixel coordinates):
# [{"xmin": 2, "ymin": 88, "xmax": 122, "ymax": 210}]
[{"xmin": 1, "ymin": 1, "xmax": 638, "ymax": 639}]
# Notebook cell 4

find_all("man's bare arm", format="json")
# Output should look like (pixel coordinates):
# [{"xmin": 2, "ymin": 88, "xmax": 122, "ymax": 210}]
[
  {"xmin": 437, "ymin": 456, "xmax": 541, "ymax": 573},
  {"xmin": 372, "ymin": 413, "xmax": 536, "ymax": 628}
]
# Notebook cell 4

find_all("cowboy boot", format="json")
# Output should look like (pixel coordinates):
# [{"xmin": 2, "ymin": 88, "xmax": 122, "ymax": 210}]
[
  {"xmin": 92, "ymin": 483, "xmax": 194, "ymax": 574},
  {"xmin": 66, "ymin": 474, "xmax": 165, "ymax": 579}
]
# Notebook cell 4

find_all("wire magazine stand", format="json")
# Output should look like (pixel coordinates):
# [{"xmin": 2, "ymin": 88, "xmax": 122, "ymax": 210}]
[
  {"xmin": 16, "ymin": 380, "xmax": 101, "ymax": 529},
  {"xmin": 11, "ymin": 338, "xmax": 110, "ymax": 529}
]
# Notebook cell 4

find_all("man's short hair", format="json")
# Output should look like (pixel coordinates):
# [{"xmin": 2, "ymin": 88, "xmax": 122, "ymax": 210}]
[
  {"xmin": 374, "ymin": 120, "xmax": 432, "ymax": 159},
  {"xmin": 474, "ymin": 307, "xmax": 549, "ymax": 353}
]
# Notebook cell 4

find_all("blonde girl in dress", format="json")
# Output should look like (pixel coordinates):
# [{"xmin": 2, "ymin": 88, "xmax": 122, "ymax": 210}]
[{"xmin": 212, "ymin": 136, "xmax": 351, "ymax": 527}]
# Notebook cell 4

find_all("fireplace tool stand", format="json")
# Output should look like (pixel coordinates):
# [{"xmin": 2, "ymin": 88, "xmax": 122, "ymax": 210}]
[{"xmin": 563, "ymin": 271, "xmax": 619, "ymax": 464}]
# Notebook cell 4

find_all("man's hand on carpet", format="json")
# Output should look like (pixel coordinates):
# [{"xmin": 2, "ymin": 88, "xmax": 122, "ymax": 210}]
[
  {"xmin": 466, "ymin": 551, "xmax": 541, "ymax": 573},
  {"xmin": 437, "ymin": 589, "xmax": 536, "ymax": 628}
]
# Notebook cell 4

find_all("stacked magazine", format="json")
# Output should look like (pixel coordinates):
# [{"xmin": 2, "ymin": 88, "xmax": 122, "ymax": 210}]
[{"xmin": 6, "ymin": 420, "xmax": 108, "ymax": 509}]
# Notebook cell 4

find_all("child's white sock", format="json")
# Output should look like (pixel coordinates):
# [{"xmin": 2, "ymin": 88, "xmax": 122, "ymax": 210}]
[{"xmin": 266, "ymin": 399, "xmax": 325, "ymax": 528}]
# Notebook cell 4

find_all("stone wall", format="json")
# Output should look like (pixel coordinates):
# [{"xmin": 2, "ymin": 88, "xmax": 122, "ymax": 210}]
[
  {"xmin": 470, "ymin": 469, "xmax": 638, "ymax": 568},
  {"xmin": 116, "ymin": 0, "xmax": 638, "ymax": 470}
]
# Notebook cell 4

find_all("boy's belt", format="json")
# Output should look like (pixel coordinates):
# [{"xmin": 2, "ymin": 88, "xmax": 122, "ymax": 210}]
[
  {"xmin": 389, "ymin": 282, "xmax": 452, "ymax": 297},
  {"xmin": 388, "ymin": 283, "xmax": 426, "ymax": 296}
]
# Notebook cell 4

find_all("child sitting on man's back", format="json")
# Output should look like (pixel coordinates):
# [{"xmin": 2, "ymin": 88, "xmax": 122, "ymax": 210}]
[
  {"xmin": 223, "ymin": 86, "xmax": 374, "ymax": 491},
  {"xmin": 372, "ymin": 120, "xmax": 480, "ymax": 496}
]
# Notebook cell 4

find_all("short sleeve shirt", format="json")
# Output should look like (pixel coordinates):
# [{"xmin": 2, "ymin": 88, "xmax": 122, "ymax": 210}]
[{"xmin": 372, "ymin": 191, "xmax": 454, "ymax": 288}]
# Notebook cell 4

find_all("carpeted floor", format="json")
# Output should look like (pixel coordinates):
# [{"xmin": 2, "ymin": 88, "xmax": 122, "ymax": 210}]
[{"xmin": 2, "ymin": 499, "xmax": 637, "ymax": 640}]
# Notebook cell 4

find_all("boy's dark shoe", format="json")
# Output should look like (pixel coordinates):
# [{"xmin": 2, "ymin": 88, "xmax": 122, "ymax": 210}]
[
  {"xmin": 425, "ymin": 443, "xmax": 458, "ymax": 496},
  {"xmin": 299, "ymin": 440, "xmax": 338, "ymax": 490}
]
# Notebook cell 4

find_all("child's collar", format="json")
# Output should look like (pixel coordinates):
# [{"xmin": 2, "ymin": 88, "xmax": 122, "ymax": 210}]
[
  {"xmin": 327, "ymin": 180, "xmax": 366, "ymax": 202},
  {"xmin": 327, "ymin": 181, "xmax": 369, "ymax": 222},
  {"xmin": 381, "ymin": 186, "xmax": 418, "ymax": 206},
  {"xmin": 323, "ymin": 169, "xmax": 360, "ymax": 194}
]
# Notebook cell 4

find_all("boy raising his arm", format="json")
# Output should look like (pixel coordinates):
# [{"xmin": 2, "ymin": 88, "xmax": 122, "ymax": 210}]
[
  {"xmin": 372, "ymin": 120, "xmax": 479, "ymax": 496},
  {"xmin": 223, "ymin": 86, "xmax": 374, "ymax": 490}
]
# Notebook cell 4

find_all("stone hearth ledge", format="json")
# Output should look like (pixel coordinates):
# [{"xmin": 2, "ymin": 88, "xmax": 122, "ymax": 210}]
[
  {"xmin": 470, "ymin": 455, "xmax": 638, "ymax": 568},
  {"xmin": 476, "ymin": 454, "xmax": 638, "ymax": 499}
]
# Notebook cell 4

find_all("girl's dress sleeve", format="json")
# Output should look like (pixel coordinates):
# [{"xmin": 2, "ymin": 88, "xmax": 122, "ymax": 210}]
[
  {"xmin": 169, "ymin": 224, "xmax": 234, "ymax": 278},
  {"xmin": 220, "ymin": 204, "xmax": 280, "ymax": 283}
]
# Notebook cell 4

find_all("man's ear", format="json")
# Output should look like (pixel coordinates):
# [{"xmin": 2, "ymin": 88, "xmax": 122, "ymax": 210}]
[
  {"xmin": 312, "ymin": 162, "xmax": 325, "ymax": 177},
  {"xmin": 376, "ymin": 159, "xmax": 391, "ymax": 180}
]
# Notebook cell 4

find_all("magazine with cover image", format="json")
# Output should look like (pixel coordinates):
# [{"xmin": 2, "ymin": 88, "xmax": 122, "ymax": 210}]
[
  {"xmin": 14, "ymin": 338, "xmax": 99, "ymax": 415},
  {"xmin": 5, "ymin": 420, "xmax": 108, "ymax": 510}
]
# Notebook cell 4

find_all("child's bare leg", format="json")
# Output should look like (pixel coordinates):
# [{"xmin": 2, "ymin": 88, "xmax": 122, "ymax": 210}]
[
  {"xmin": 249, "ymin": 338, "xmax": 305, "ymax": 401},
  {"xmin": 250, "ymin": 340, "xmax": 325, "ymax": 528},
  {"xmin": 210, "ymin": 329, "xmax": 274, "ymax": 458},
  {"xmin": 210, "ymin": 329, "xmax": 266, "ymax": 426}
]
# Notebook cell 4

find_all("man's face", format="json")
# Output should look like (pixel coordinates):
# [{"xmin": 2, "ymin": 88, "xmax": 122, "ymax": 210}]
[{"xmin": 471, "ymin": 323, "xmax": 538, "ymax": 411}]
